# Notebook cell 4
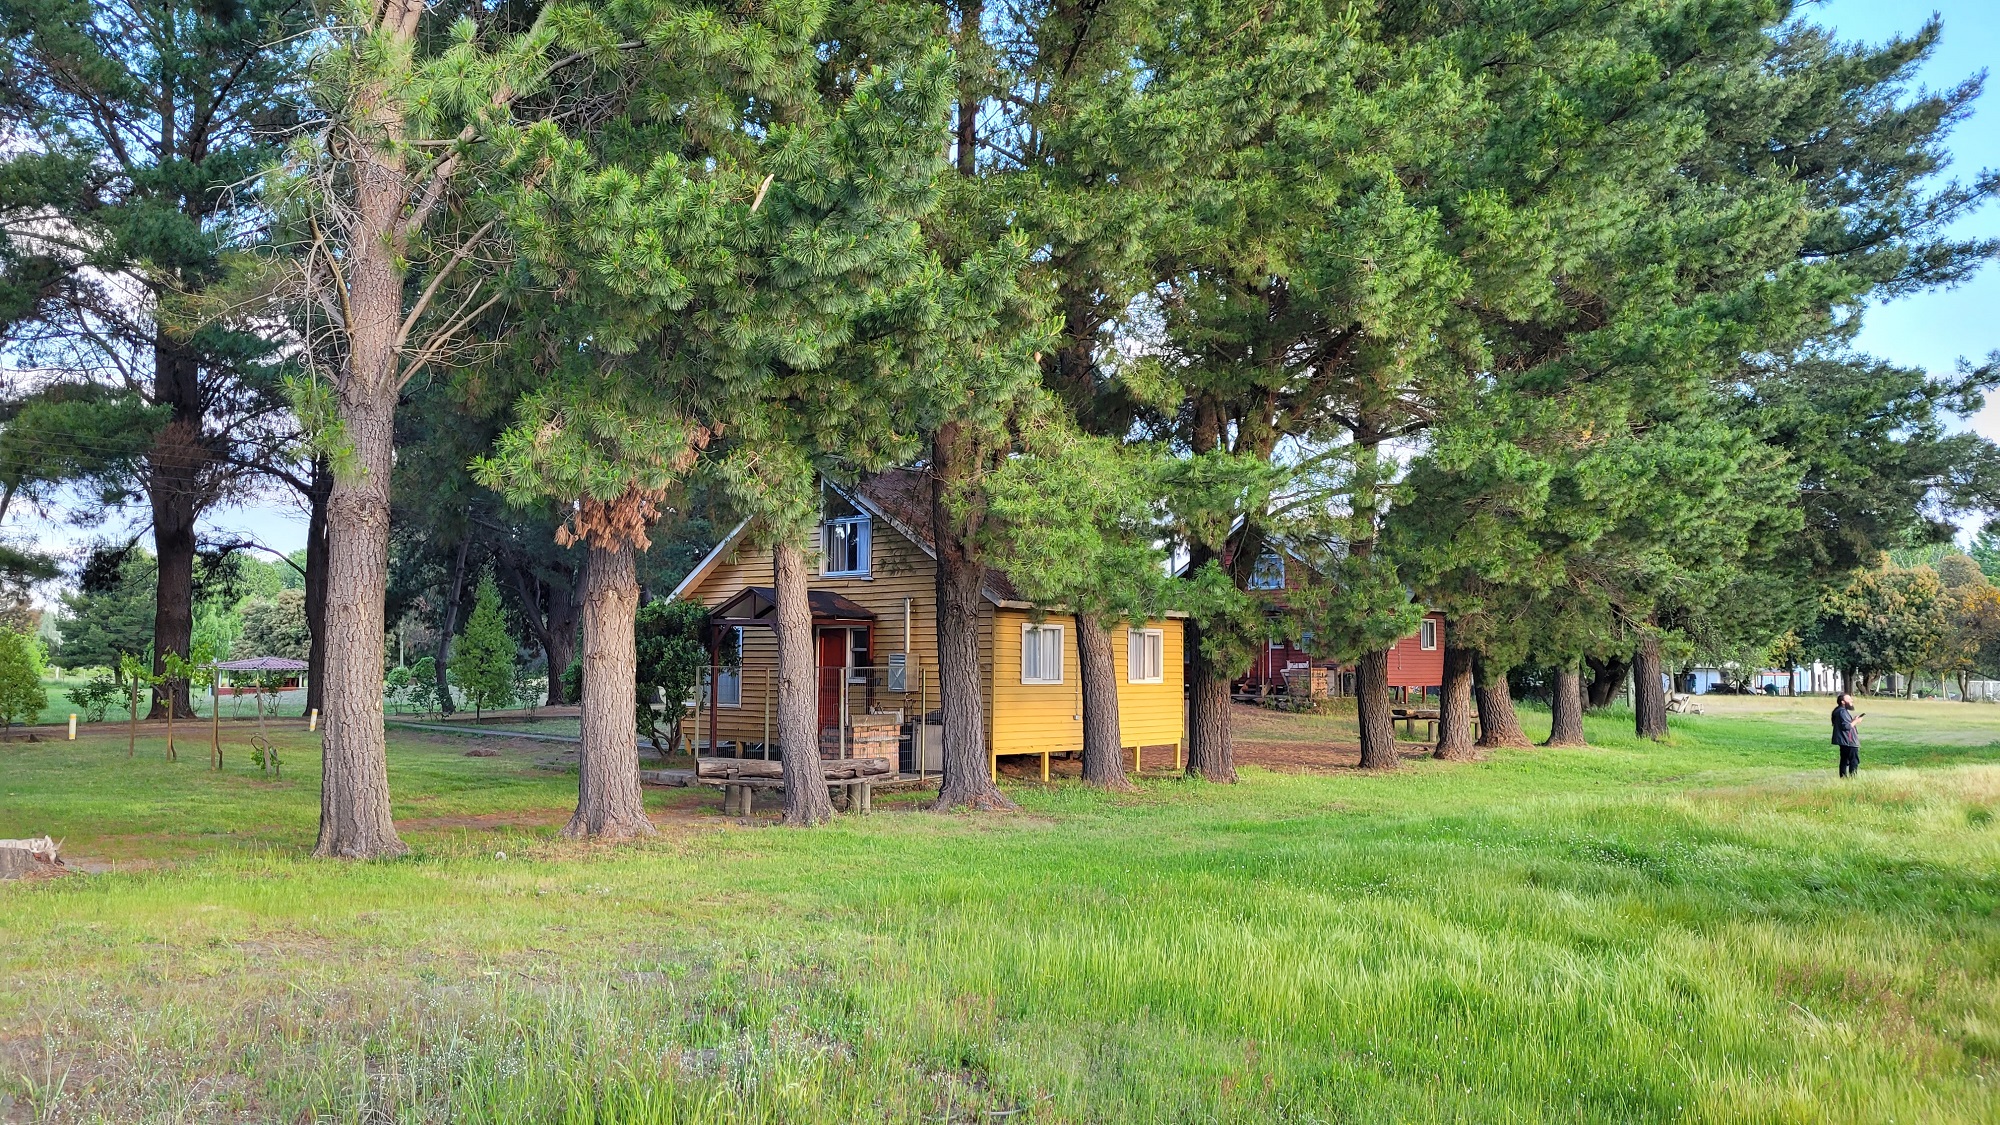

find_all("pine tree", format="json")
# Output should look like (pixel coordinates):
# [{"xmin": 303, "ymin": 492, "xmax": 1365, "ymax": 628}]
[
  {"xmin": 0, "ymin": 0, "xmax": 315, "ymax": 720},
  {"xmin": 451, "ymin": 575, "xmax": 516, "ymax": 721}
]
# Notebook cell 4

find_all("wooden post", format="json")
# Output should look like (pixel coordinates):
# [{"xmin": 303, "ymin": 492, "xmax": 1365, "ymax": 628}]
[
  {"xmin": 1134, "ymin": 743, "xmax": 1142, "ymax": 773},
  {"xmin": 917, "ymin": 662, "xmax": 926, "ymax": 780},
  {"xmin": 762, "ymin": 665, "xmax": 771, "ymax": 760},
  {"xmin": 67, "ymin": 714, "xmax": 75, "ymax": 741},
  {"xmin": 211, "ymin": 670, "xmax": 221, "ymax": 770},
  {"xmin": 1041, "ymin": 751, "xmax": 1049, "ymax": 784},
  {"xmin": 127, "ymin": 682, "xmax": 137, "ymax": 758}
]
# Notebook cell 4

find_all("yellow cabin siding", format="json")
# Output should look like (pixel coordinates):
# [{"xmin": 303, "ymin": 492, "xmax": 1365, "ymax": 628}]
[
  {"xmin": 1112, "ymin": 620, "xmax": 1186, "ymax": 749},
  {"xmin": 989, "ymin": 610, "xmax": 1084, "ymax": 755}
]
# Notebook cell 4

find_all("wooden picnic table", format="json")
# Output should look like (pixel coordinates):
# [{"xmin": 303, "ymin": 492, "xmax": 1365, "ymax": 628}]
[
  {"xmin": 700, "ymin": 773, "xmax": 884, "ymax": 816},
  {"xmin": 1390, "ymin": 707, "xmax": 1479, "ymax": 743}
]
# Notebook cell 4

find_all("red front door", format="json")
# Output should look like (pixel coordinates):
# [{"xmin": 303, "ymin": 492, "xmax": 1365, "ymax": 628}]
[{"xmin": 816, "ymin": 629, "xmax": 848, "ymax": 735}]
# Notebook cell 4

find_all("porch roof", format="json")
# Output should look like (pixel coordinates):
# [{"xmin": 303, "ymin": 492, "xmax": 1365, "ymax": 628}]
[{"xmin": 709, "ymin": 586, "xmax": 877, "ymax": 628}]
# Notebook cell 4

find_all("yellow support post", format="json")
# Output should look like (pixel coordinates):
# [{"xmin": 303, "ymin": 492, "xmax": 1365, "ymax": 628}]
[
  {"xmin": 1134, "ymin": 744, "xmax": 1142, "ymax": 773},
  {"xmin": 1041, "ymin": 751, "xmax": 1049, "ymax": 784}
]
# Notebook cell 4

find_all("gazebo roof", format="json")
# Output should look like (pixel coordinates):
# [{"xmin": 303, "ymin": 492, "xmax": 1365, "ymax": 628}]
[{"xmin": 215, "ymin": 656, "xmax": 309, "ymax": 672}]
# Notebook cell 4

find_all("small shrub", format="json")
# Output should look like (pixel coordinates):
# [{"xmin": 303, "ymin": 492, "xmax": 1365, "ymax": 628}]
[{"xmin": 72, "ymin": 673, "xmax": 124, "ymax": 722}]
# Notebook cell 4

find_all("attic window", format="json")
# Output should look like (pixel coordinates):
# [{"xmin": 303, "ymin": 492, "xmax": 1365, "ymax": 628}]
[
  {"xmin": 822, "ymin": 515, "xmax": 870, "ymax": 577},
  {"xmin": 1248, "ymin": 551, "xmax": 1285, "ymax": 590}
]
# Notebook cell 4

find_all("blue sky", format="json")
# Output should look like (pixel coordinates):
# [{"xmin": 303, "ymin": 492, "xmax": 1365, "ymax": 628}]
[
  {"xmin": 22, "ymin": 0, "xmax": 2000, "ymax": 564},
  {"xmin": 1812, "ymin": 0, "xmax": 2000, "ymax": 431}
]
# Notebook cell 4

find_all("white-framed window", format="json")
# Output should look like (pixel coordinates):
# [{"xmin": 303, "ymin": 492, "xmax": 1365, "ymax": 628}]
[
  {"xmin": 822, "ymin": 515, "xmax": 871, "ymax": 577},
  {"xmin": 716, "ymin": 626, "xmax": 742, "ymax": 706},
  {"xmin": 1248, "ymin": 551, "xmax": 1286, "ymax": 590},
  {"xmin": 1021, "ymin": 623, "xmax": 1064, "ymax": 684},
  {"xmin": 1128, "ymin": 629, "xmax": 1164, "ymax": 684},
  {"xmin": 1419, "ymin": 618, "xmax": 1438, "ymax": 651},
  {"xmin": 1270, "ymin": 638, "xmax": 1286, "ymax": 651}
]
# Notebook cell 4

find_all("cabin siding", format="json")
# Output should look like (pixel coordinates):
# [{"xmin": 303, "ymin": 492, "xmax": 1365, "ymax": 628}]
[
  {"xmin": 989, "ymin": 609, "xmax": 1082, "ymax": 756},
  {"xmin": 1111, "ymin": 621, "xmax": 1185, "ymax": 750},
  {"xmin": 1384, "ymin": 612, "xmax": 1446, "ymax": 689}
]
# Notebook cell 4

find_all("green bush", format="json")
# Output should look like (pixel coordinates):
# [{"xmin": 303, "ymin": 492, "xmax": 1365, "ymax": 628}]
[{"xmin": 71, "ymin": 673, "xmax": 124, "ymax": 722}]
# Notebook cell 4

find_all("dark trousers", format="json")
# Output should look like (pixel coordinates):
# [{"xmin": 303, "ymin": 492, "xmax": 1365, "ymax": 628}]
[{"xmin": 1838, "ymin": 744, "xmax": 1859, "ymax": 777}]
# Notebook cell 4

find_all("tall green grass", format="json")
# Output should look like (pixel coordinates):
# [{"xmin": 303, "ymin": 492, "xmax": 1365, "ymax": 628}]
[{"xmin": 2, "ymin": 699, "xmax": 1997, "ymax": 1122}]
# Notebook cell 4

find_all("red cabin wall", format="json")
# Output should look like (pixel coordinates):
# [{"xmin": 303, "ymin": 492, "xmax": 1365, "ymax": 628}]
[{"xmin": 1383, "ymin": 613, "xmax": 1445, "ymax": 689}]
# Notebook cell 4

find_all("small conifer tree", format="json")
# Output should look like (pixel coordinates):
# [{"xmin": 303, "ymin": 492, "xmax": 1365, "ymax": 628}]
[
  {"xmin": 451, "ymin": 576, "xmax": 518, "ymax": 721},
  {"xmin": 0, "ymin": 628, "xmax": 49, "ymax": 739}
]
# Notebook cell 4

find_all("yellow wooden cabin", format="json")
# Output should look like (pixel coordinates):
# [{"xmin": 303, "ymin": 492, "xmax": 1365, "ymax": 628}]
[{"xmin": 669, "ymin": 469, "xmax": 1187, "ymax": 780}]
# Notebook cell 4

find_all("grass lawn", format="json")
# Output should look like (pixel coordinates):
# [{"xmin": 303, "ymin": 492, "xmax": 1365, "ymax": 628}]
[{"xmin": 2, "ymin": 697, "xmax": 1998, "ymax": 1122}]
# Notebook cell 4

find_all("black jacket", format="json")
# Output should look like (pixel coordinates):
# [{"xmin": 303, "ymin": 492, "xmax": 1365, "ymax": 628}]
[{"xmin": 1831, "ymin": 705, "xmax": 1858, "ymax": 747}]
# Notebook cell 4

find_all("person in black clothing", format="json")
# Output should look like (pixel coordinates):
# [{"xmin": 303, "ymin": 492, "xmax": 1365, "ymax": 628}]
[{"xmin": 1832, "ymin": 693, "xmax": 1865, "ymax": 777}]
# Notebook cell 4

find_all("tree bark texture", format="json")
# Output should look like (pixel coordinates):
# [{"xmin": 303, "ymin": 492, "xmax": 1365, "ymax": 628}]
[
  {"xmin": 773, "ymin": 538, "xmax": 834, "ymax": 825},
  {"xmin": 929, "ymin": 429, "xmax": 1015, "ymax": 811},
  {"xmin": 303, "ymin": 457, "xmax": 331, "ymax": 718},
  {"xmin": 314, "ymin": 393, "xmax": 406, "ymax": 858},
  {"xmin": 1075, "ymin": 611, "xmax": 1132, "ymax": 789},
  {"xmin": 1632, "ymin": 634, "xmax": 1669, "ymax": 740},
  {"xmin": 1184, "ymin": 615, "xmax": 1237, "ymax": 782},
  {"xmin": 566, "ymin": 543, "xmax": 654, "ymax": 839},
  {"xmin": 148, "ymin": 473, "xmax": 198, "ymax": 719},
  {"xmin": 1474, "ymin": 654, "xmax": 1531, "ymax": 749},
  {"xmin": 1433, "ymin": 642, "xmax": 1477, "ymax": 761},
  {"xmin": 431, "ymin": 535, "xmax": 471, "ymax": 715},
  {"xmin": 147, "ymin": 340, "xmax": 206, "ymax": 719},
  {"xmin": 314, "ymin": 73, "xmax": 416, "ymax": 858},
  {"xmin": 1545, "ymin": 660, "xmax": 1587, "ymax": 746},
  {"xmin": 1585, "ymin": 654, "xmax": 1630, "ymax": 710},
  {"xmin": 1356, "ymin": 647, "xmax": 1400, "ymax": 769}
]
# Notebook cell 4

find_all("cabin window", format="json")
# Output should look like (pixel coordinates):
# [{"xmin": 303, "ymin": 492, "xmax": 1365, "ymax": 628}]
[
  {"xmin": 716, "ymin": 626, "xmax": 742, "ymax": 706},
  {"xmin": 1419, "ymin": 618, "xmax": 1438, "ymax": 651},
  {"xmin": 1021, "ymin": 623, "xmax": 1064, "ymax": 685},
  {"xmin": 822, "ymin": 515, "xmax": 871, "ymax": 577},
  {"xmin": 1129, "ymin": 629, "xmax": 1164, "ymax": 684},
  {"xmin": 1248, "ymin": 551, "xmax": 1285, "ymax": 590}
]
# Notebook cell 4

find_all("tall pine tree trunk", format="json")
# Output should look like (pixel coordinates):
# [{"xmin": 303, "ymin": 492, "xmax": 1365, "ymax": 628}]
[
  {"xmin": 431, "ymin": 536, "xmax": 470, "ymax": 715},
  {"xmin": 314, "ymin": 393, "xmax": 404, "ymax": 858},
  {"xmin": 1075, "ymin": 611, "xmax": 1131, "ymax": 789},
  {"xmin": 1632, "ymin": 634, "xmax": 1668, "ymax": 740},
  {"xmin": 1182, "ymin": 537, "xmax": 1237, "ymax": 782},
  {"xmin": 542, "ymin": 576, "xmax": 580, "ymax": 705},
  {"xmin": 313, "ymin": 0, "xmax": 425, "ymax": 859},
  {"xmin": 1474, "ymin": 653, "xmax": 1530, "ymax": 748},
  {"xmin": 1356, "ymin": 647, "xmax": 1399, "ymax": 769},
  {"xmin": 773, "ymin": 537, "xmax": 833, "ymax": 825},
  {"xmin": 930, "ymin": 427, "xmax": 1014, "ymax": 811},
  {"xmin": 1433, "ymin": 642, "xmax": 1477, "ymax": 761},
  {"xmin": 566, "ymin": 543, "xmax": 653, "ymax": 839},
  {"xmin": 147, "ymin": 340, "xmax": 204, "ymax": 720},
  {"xmin": 148, "ymin": 475, "xmax": 198, "ymax": 719},
  {"xmin": 1184, "ymin": 616, "xmax": 1237, "ymax": 782},
  {"xmin": 303, "ymin": 457, "xmax": 331, "ymax": 718},
  {"xmin": 1545, "ymin": 659, "xmax": 1586, "ymax": 746}
]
